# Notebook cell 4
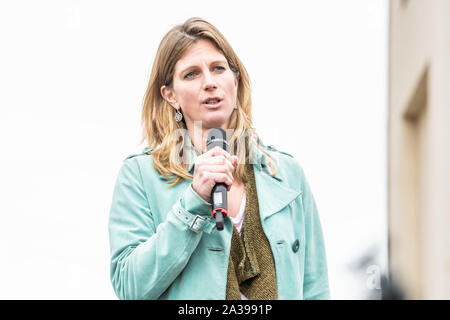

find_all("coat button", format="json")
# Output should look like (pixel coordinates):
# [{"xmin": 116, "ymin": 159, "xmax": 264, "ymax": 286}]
[{"xmin": 292, "ymin": 239, "xmax": 300, "ymax": 253}]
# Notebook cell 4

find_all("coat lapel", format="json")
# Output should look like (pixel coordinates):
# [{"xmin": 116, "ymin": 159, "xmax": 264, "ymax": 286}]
[{"xmin": 251, "ymin": 146, "xmax": 301, "ymax": 220}]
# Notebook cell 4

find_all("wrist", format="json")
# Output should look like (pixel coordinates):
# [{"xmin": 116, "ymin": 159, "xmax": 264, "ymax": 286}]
[
  {"xmin": 191, "ymin": 184, "xmax": 211, "ymax": 204},
  {"xmin": 180, "ymin": 183, "xmax": 212, "ymax": 216}
]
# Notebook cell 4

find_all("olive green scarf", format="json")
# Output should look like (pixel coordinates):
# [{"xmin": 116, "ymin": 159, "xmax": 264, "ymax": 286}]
[{"xmin": 225, "ymin": 164, "xmax": 278, "ymax": 300}]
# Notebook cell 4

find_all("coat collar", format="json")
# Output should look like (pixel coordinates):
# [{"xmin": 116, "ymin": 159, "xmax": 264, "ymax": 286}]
[{"xmin": 180, "ymin": 133, "xmax": 301, "ymax": 220}]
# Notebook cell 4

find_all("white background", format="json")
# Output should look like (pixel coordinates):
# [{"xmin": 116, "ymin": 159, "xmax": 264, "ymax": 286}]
[{"xmin": 0, "ymin": 0, "xmax": 388, "ymax": 299}]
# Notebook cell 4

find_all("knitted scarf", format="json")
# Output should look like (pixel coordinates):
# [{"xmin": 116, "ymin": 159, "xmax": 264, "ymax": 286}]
[{"xmin": 225, "ymin": 164, "xmax": 278, "ymax": 300}]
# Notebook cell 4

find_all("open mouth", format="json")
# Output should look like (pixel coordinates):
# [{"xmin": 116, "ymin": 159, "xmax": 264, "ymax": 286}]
[{"xmin": 202, "ymin": 97, "xmax": 223, "ymax": 108}]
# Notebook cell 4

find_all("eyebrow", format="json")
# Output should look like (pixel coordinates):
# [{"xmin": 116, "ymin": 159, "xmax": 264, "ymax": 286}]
[{"xmin": 179, "ymin": 59, "xmax": 228, "ymax": 75}]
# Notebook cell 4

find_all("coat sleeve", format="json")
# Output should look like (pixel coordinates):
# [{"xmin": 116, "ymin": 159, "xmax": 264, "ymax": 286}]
[
  {"xmin": 108, "ymin": 157, "xmax": 214, "ymax": 300},
  {"xmin": 297, "ymin": 164, "xmax": 330, "ymax": 300}
]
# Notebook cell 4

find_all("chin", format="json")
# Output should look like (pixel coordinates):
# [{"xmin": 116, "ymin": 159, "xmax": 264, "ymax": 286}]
[
  {"xmin": 200, "ymin": 108, "xmax": 233, "ymax": 128},
  {"xmin": 203, "ymin": 120, "xmax": 226, "ymax": 129},
  {"xmin": 202, "ymin": 116, "xmax": 229, "ymax": 129}
]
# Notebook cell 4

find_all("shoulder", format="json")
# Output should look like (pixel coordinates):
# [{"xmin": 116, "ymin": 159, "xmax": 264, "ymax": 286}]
[
  {"xmin": 264, "ymin": 144, "xmax": 295, "ymax": 159},
  {"xmin": 119, "ymin": 147, "xmax": 156, "ymax": 180},
  {"xmin": 260, "ymin": 143, "xmax": 297, "ymax": 169},
  {"xmin": 117, "ymin": 147, "xmax": 169, "ymax": 188},
  {"xmin": 260, "ymin": 144, "xmax": 308, "ymax": 190},
  {"xmin": 124, "ymin": 147, "xmax": 153, "ymax": 161}
]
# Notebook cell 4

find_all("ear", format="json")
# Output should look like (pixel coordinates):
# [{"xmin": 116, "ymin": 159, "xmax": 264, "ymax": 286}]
[
  {"xmin": 234, "ymin": 73, "xmax": 240, "ymax": 88},
  {"xmin": 160, "ymin": 85, "xmax": 178, "ymax": 110}
]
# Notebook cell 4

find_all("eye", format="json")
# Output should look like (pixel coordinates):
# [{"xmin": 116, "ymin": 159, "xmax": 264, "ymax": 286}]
[
  {"xmin": 184, "ymin": 71, "xmax": 196, "ymax": 79},
  {"xmin": 215, "ymin": 66, "xmax": 225, "ymax": 71}
]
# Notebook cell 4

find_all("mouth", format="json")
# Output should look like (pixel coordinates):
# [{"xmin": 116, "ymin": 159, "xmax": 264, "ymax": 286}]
[{"xmin": 202, "ymin": 97, "xmax": 223, "ymax": 108}]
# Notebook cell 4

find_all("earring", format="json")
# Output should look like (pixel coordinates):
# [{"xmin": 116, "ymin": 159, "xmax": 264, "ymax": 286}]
[
  {"xmin": 234, "ymin": 105, "xmax": 238, "ymax": 110},
  {"xmin": 175, "ymin": 108, "xmax": 183, "ymax": 122}
]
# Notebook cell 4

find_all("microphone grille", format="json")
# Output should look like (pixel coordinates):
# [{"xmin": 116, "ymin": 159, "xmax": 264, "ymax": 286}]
[{"xmin": 206, "ymin": 127, "xmax": 228, "ymax": 151}]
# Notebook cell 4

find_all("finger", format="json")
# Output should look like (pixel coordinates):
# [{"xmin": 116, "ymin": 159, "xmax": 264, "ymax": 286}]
[
  {"xmin": 200, "ymin": 165, "xmax": 234, "ymax": 181},
  {"xmin": 204, "ymin": 172, "xmax": 233, "ymax": 189},
  {"xmin": 204, "ymin": 156, "xmax": 234, "ymax": 171},
  {"xmin": 206, "ymin": 146, "xmax": 233, "ymax": 162},
  {"xmin": 205, "ymin": 154, "xmax": 226, "ymax": 164},
  {"xmin": 203, "ymin": 163, "xmax": 234, "ymax": 174}
]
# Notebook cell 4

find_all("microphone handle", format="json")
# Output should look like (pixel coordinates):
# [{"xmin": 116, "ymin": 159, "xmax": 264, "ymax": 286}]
[
  {"xmin": 212, "ymin": 182, "xmax": 227, "ymax": 231},
  {"xmin": 215, "ymin": 211, "xmax": 224, "ymax": 231}
]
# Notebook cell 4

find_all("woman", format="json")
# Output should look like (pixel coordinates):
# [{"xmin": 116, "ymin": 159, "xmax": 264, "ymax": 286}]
[{"xmin": 108, "ymin": 17, "xmax": 330, "ymax": 300}]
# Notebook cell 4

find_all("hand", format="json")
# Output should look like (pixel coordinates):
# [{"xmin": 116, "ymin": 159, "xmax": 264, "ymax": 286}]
[{"xmin": 191, "ymin": 146, "xmax": 239, "ymax": 203}]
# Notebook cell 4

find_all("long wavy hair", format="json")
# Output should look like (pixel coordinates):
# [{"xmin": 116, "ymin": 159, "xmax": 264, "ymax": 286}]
[{"xmin": 140, "ymin": 17, "xmax": 278, "ymax": 187}]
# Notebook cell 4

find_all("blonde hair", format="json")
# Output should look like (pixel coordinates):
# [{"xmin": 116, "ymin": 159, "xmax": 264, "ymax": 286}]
[{"xmin": 140, "ymin": 17, "xmax": 278, "ymax": 187}]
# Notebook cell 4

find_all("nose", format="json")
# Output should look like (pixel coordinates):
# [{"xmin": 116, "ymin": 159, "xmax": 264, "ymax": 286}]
[{"xmin": 202, "ymin": 70, "xmax": 217, "ymax": 90}]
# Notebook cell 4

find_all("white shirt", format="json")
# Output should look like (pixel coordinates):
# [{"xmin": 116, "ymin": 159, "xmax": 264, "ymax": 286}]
[
  {"xmin": 229, "ymin": 193, "xmax": 248, "ymax": 300},
  {"xmin": 230, "ymin": 193, "xmax": 246, "ymax": 234}
]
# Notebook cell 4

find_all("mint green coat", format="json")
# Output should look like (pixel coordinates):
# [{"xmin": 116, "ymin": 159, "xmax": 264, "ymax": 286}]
[{"xmin": 108, "ymin": 135, "xmax": 330, "ymax": 300}]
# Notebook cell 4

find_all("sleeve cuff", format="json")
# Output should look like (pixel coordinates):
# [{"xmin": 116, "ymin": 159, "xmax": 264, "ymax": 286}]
[{"xmin": 180, "ymin": 184, "xmax": 212, "ymax": 217}]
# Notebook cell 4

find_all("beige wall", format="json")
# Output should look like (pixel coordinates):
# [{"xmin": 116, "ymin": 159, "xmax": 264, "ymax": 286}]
[{"xmin": 388, "ymin": 0, "xmax": 450, "ymax": 299}]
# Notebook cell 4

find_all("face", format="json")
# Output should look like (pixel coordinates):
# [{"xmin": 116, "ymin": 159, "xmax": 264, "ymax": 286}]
[{"xmin": 161, "ymin": 39, "xmax": 239, "ymax": 131}]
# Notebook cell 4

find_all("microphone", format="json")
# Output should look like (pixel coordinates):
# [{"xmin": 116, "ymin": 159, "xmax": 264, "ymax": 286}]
[{"xmin": 206, "ymin": 128, "xmax": 229, "ymax": 231}]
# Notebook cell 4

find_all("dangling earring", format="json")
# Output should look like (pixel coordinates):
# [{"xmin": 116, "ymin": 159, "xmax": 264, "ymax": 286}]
[
  {"xmin": 234, "ymin": 104, "xmax": 238, "ymax": 110},
  {"xmin": 175, "ymin": 108, "xmax": 183, "ymax": 122}
]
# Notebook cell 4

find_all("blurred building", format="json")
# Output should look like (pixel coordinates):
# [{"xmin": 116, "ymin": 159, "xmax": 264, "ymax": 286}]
[{"xmin": 388, "ymin": 0, "xmax": 450, "ymax": 299}]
